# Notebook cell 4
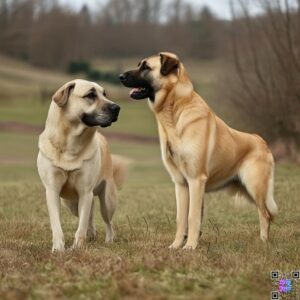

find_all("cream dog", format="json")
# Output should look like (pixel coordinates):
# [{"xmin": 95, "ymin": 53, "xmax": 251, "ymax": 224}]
[{"xmin": 37, "ymin": 79, "xmax": 125, "ymax": 252}]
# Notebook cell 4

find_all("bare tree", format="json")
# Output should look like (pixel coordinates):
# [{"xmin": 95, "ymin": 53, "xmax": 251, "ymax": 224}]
[
  {"xmin": 0, "ymin": 0, "xmax": 35, "ymax": 58},
  {"xmin": 189, "ymin": 6, "xmax": 218, "ymax": 59},
  {"xmin": 168, "ymin": 0, "xmax": 183, "ymax": 24},
  {"xmin": 182, "ymin": 2, "xmax": 196, "ymax": 22},
  {"xmin": 0, "ymin": 0, "xmax": 8, "ymax": 50},
  {"xmin": 228, "ymin": 0, "xmax": 300, "ymax": 162},
  {"xmin": 152, "ymin": 0, "xmax": 163, "ymax": 24},
  {"xmin": 102, "ymin": 0, "xmax": 135, "ymax": 24},
  {"xmin": 136, "ymin": 0, "xmax": 151, "ymax": 24}
]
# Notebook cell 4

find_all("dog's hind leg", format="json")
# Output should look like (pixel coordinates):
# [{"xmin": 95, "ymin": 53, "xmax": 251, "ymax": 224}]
[
  {"xmin": 183, "ymin": 176, "xmax": 207, "ymax": 250},
  {"xmin": 96, "ymin": 180, "xmax": 116, "ymax": 243},
  {"xmin": 239, "ymin": 155, "xmax": 278, "ymax": 242}
]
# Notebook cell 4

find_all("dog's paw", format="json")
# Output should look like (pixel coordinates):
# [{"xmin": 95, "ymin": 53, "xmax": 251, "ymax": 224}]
[
  {"xmin": 72, "ymin": 235, "xmax": 87, "ymax": 250},
  {"xmin": 105, "ymin": 233, "xmax": 115, "ymax": 244},
  {"xmin": 87, "ymin": 228, "xmax": 97, "ymax": 241},
  {"xmin": 182, "ymin": 242, "xmax": 197, "ymax": 250},
  {"xmin": 169, "ymin": 240, "xmax": 184, "ymax": 250},
  {"xmin": 52, "ymin": 241, "xmax": 65, "ymax": 253},
  {"xmin": 260, "ymin": 233, "xmax": 268, "ymax": 243},
  {"xmin": 105, "ymin": 225, "xmax": 115, "ymax": 244}
]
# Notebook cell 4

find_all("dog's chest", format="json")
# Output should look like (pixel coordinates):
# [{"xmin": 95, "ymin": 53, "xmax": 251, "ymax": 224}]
[
  {"xmin": 165, "ymin": 137, "xmax": 189, "ymax": 167},
  {"xmin": 166, "ymin": 140, "xmax": 178, "ymax": 160},
  {"xmin": 60, "ymin": 170, "xmax": 81, "ymax": 200},
  {"xmin": 158, "ymin": 118, "xmax": 198, "ymax": 174}
]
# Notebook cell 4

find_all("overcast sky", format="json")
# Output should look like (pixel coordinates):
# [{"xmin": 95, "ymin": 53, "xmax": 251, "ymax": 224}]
[{"xmin": 59, "ymin": 0, "xmax": 266, "ymax": 20}]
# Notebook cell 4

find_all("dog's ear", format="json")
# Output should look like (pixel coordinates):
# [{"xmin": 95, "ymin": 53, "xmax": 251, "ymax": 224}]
[
  {"xmin": 52, "ymin": 82, "xmax": 75, "ymax": 107},
  {"xmin": 160, "ymin": 54, "xmax": 179, "ymax": 76}
]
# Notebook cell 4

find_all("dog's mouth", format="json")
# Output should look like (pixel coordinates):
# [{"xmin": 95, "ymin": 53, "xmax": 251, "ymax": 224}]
[
  {"xmin": 120, "ymin": 72, "xmax": 154, "ymax": 101},
  {"xmin": 81, "ymin": 112, "xmax": 118, "ymax": 128},
  {"xmin": 99, "ymin": 121, "xmax": 113, "ymax": 128},
  {"xmin": 129, "ymin": 87, "xmax": 152, "ymax": 100},
  {"xmin": 100, "ymin": 114, "xmax": 119, "ymax": 127}
]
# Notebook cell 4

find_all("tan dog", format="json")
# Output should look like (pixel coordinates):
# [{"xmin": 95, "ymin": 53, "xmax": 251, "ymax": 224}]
[
  {"xmin": 120, "ymin": 52, "xmax": 278, "ymax": 250},
  {"xmin": 37, "ymin": 79, "xmax": 126, "ymax": 252}
]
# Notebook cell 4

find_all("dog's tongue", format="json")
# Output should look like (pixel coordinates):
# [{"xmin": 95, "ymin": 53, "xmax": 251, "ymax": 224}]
[{"xmin": 129, "ymin": 88, "xmax": 142, "ymax": 96}]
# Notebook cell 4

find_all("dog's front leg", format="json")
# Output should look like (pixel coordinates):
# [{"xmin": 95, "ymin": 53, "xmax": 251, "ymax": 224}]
[
  {"xmin": 169, "ymin": 181, "xmax": 189, "ymax": 249},
  {"xmin": 73, "ymin": 191, "xmax": 94, "ymax": 248},
  {"xmin": 46, "ymin": 189, "xmax": 65, "ymax": 252},
  {"xmin": 183, "ymin": 176, "xmax": 207, "ymax": 250}
]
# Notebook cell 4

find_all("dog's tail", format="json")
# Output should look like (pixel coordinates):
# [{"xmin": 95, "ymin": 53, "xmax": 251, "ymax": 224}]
[
  {"xmin": 227, "ymin": 168, "xmax": 278, "ymax": 221},
  {"xmin": 111, "ymin": 155, "xmax": 131, "ymax": 189},
  {"xmin": 265, "ymin": 168, "xmax": 278, "ymax": 221}
]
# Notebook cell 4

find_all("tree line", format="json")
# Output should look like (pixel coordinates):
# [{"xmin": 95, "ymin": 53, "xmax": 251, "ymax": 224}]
[
  {"xmin": 225, "ymin": 0, "xmax": 300, "ymax": 162},
  {"xmin": 0, "ymin": 0, "xmax": 219, "ymax": 68}
]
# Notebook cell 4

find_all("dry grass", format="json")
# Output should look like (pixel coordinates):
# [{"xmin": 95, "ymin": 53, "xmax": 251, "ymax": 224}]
[{"xmin": 0, "ymin": 131, "xmax": 299, "ymax": 300}]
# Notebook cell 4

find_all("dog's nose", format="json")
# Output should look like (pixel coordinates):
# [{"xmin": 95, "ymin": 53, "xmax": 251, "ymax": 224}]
[
  {"xmin": 110, "ymin": 104, "xmax": 120, "ymax": 114},
  {"xmin": 119, "ymin": 73, "xmax": 126, "ymax": 82}
]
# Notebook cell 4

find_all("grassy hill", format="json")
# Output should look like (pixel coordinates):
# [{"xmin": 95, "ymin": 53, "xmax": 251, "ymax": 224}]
[{"xmin": 0, "ymin": 55, "xmax": 225, "ymax": 137}]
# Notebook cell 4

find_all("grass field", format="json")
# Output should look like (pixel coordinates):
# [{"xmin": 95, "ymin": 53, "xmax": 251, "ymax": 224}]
[{"xmin": 0, "ymin": 56, "xmax": 299, "ymax": 300}]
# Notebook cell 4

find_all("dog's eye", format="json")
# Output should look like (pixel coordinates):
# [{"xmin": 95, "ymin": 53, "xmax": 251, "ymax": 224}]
[
  {"xmin": 141, "ymin": 63, "xmax": 151, "ymax": 71},
  {"xmin": 85, "ymin": 92, "xmax": 97, "ymax": 100}
]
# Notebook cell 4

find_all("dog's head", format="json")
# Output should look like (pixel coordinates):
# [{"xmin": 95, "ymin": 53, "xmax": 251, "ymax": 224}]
[
  {"xmin": 120, "ymin": 52, "xmax": 181, "ymax": 101},
  {"xmin": 52, "ymin": 79, "xmax": 120, "ymax": 128}
]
